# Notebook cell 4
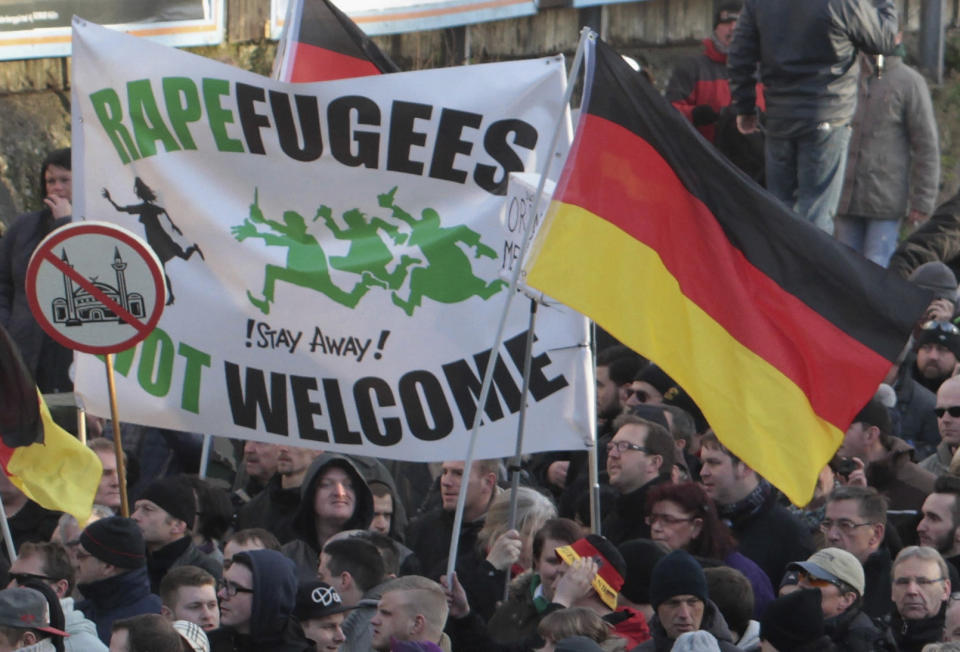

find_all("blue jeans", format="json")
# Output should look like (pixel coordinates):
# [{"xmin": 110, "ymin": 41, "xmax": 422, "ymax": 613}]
[
  {"xmin": 834, "ymin": 215, "xmax": 901, "ymax": 267},
  {"xmin": 765, "ymin": 124, "xmax": 852, "ymax": 235}
]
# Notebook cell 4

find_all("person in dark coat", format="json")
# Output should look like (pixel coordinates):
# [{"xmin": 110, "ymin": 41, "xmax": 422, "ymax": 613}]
[
  {"xmin": 74, "ymin": 516, "xmax": 163, "ymax": 643},
  {"xmin": 280, "ymin": 454, "xmax": 373, "ymax": 576},
  {"xmin": 760, "ymin": 589, "xmax": 841, "ymax": 651},
  {"xmin": 0, "ymin": 147, "xmax": 73, "ymax": 393},
  {"xmin": 207, "ymin": 549, "xmax": 312, "ymax": 652},
  {"xmin": 886, "ymin": 546, "xmax": 951, "ymax": 652}
]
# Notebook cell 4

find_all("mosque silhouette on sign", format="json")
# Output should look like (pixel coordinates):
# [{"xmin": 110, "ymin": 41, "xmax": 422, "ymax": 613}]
[{"xmin": 52, "ymin": 247, "xmax": 145, "ymax": 326}]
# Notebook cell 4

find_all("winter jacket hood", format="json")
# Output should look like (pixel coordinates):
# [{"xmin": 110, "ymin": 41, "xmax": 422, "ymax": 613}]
[
  {"xmin": 290, "ymin": 454, "xmax": 374, "ymax": 548},
  {"xmin": 236, "ymin": 548, "xmax": 298, "ymax": 640}
]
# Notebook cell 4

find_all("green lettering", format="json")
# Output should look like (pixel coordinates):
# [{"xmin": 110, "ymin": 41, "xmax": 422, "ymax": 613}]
[
  {"xmin": 162, "ymin": 77, "xmax": 202, "ymax": 150},
  {"xmin": 128, "ymin": 79, "xmax": 181, "ymax": 158},
  {"xmin": 89, "ymin": 88, "xmax": 139, "ymax": 164},
  {"xmin": 137, "ymin": 329, "xmax": 174, "ymax": 397},
  {"xmin": 177, "ymin": 341, "xmax": 211, "ymax": 414},
  {"xmin": 202, "ymin": 78, "xmax": 244, "ymax": 153}
]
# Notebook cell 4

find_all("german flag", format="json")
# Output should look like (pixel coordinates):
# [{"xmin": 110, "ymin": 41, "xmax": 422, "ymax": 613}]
[
  {"xmin": 524, "ymin": 38, "xmax": 930, "ymax": 505},
  {"xmin": 0, "ymin": 324, "xmax": 101, "ymax": 522},
  {"xmin": 273, "ymin": 0, "xmax": 399, "ymax": 83}
]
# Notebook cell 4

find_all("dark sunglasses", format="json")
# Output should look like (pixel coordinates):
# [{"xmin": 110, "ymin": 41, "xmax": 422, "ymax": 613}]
[
  {"xmin": 936, "ymin": 406, "xmax": 960, "ymax": 418},
  {"xmin": 624, "ymin": 388, "xmax": 649, "ymax": 402},
  {"xmin": 922, "ymin": 320, "xmax": 960, "ymax": 334}
]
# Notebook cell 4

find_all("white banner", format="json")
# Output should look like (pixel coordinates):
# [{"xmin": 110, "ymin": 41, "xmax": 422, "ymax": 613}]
[{"xmin": 70, "ymin": 19, "xmax": 592, "ymax": 462}]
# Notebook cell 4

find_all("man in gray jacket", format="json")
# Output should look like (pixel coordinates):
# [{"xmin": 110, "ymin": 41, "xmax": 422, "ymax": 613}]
[
  {"xmin": 730, "ymin": 0, "xmax": 898, "ymax": 234},
  {"xmin": 835, "ymin": 39, "xmax": 939, "ymax": 267}
]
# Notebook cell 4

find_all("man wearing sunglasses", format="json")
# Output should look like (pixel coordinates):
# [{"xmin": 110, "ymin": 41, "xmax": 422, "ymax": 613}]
[
  {"xmin": 920, "ymin": 377, "xmax": 960, "ymax": 477},
  {"xmin": 785, "ymin": 548, "xmax": 892, "ymax": 650}
]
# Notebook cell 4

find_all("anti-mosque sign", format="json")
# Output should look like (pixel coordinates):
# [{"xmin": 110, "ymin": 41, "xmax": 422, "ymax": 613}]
[{"xmin": 71, "ymin": 18, "xmax": 592, "ymax": 461}]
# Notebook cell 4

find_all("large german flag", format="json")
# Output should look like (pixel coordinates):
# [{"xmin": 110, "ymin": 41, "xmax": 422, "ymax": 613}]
[
  {"xmin": 0, "ymin": 324, "xmax": 101, "ymax": 522},
  {"xmin": 524, "ymin": 38, "xmax": 930, "ymax": 505},
  {"xmin": 273, "ymin": 0, "xmax": 399, "ymax": 82}
]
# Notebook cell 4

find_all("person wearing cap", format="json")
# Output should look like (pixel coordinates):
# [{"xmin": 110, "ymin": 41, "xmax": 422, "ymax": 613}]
[
  {"xmin": 633, "ymin": 549, "xmax": 739, "ymax": 651},
  {"xmin": 837, "ymin": 397, "xmax": 934, "ymax": 513},
  {"xmin": 0, "ymin": 586, "xmax": 69, "ymax": 652},
  {"xmin": 294, "ymin": 580, "xmax": 352, "ymax": 652},
  {"xmin": 207, "ymin": 549, "xmax": 312, "ymax": 652},
  {"xmin": 131, "ymin": 476, "xmax": 221, "ymax": 592},
  {"xmin": 281, "ymin": 455, "xmax": 373, "ymax": 577},
  {"xmin": 158, "ymin": 566, "xmax": 218, "ymax": 632},
  {"xmin": 920, "ymin": 377, "xmax": 960, "ymax": 477},
  {"xmin": 760, "ymin": 588, "xmax": 839, "ymax": 651},
  {"xmin": 913, "ymin": 320, "xmax": 960, "ymax": 394},
  {"xmin": 910, "ymin": 261, "xmax": 958, "ymax": 321},
  {"xmin": 602, "ymin": 414, "xmax": 675, "ymax": 545},
  {"xmin": 74, "ymin": 516, "xmax": 161, "ymax": 644},
  {"xmin": 109, "ymin": 613, "xmax": 185, "ymax": 652},
  {"xmin": 887, "ymin": 546, "xmax": 951, "ymax": 652},
  {"xmin": 7, "ymin": 541, "xmax": 106, "ymax": 652},
  {"xmin": 786, "ymin": 548, "xmax": 893, "ymax": 650},
  {"xmin": 665, "ymin": 1, "xmax": 757, "ymax": 144}
]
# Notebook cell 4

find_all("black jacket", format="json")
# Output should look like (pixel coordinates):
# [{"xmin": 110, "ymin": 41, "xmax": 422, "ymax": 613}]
[
  {"xmin": 602, "ymin": 475, "xmax": 670, "ymax": 545},
  {"xmin": 862, "ymin": 547, "xmax": 895, "ymax": 620},
  {"xmin": 728, "ymin": 0, "xmax": 897, "ymax": 137},
  {"xmin": 234, "ymin": 474, "xmax": 300, "ymax": 544},
  {"xmin": 77, "ymin": 567, "xmax": 162, "ymax": 643},
  {"xmin": 888, "ymin": 603, "xmax": 946, "ymax": 652},
  {"xmin": 406, "ymin": 506, "xmax": 485, "ymax": 581},
  {"xmin": 631, "ymin": 601, "xmax": 740, "ymax": 652},
  {"xmin": 825, "ymin": 607, "xmax": 896, "ymax": 651},
  {"xmin": 146, "ymin": 536, "xmax": 222, "ymax": 592}
]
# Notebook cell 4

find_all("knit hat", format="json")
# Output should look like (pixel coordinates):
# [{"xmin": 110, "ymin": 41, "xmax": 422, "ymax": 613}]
[
  {"xmin": 0, "ymin": 587, "xmax": 69, "ymax": 637},
  {"xmin": 916, "ymin": 320, "xmax": 960, "ymax": 358},
  {"xmin": 788, "ymin": 547, "xmax": 865, "ymax": 596},
  {"xmin": 80, "ymin": 516, "xmax": 146, "ymax": 569},
  {"xmin": 714, "ymin": 1, "xmax": 742, "ymax": 27},
  {"xmin": 650, "ymin": 550, "xmax": 708, "ymax": 609},
  {"xmin": 139, "ymin": 476, "xmax": 196, "ymax": 526},
  {"xmin": 618, "ymin": 539, "xmax": 668, "ymax": 605},
  {"xmin": 554, "ymin": 535, "xmax": 626, "ymax": 610},
  {"xmin": 761, "ymin": 589, "xmax": 824, "ymax": 650},
  {"xmin": 671, "ymin": 631, "xmax": 722, "ymax": 652},
  {"xmin": 908, "ymin": 261, "xmax": 957, "ymax": 302},
  {"xmin": 294, "ymin": 580, "xmax": 355, "ymax": 621},
  {"xmin": 851, "ymin": 398, "xmax": 893, "ymax": 436}
]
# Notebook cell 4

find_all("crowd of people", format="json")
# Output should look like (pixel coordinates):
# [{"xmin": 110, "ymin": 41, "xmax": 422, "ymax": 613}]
[{"xmin": 3, "ymin": 0, "xmax": 960, "ymax": 650}]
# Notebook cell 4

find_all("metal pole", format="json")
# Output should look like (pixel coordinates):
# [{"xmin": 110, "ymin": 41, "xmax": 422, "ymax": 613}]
[
  {"xmin": 198, "ymin": 434, "xmax": 212, "ymax": 479},
  {"xmin": 0, "ymin": 493, "xmax": 17, "ymax": 562},
  {"xmin": 105, "ymin": 354, "xmax": 130, "ymax": 517},
  {"xmin": 588, "ymin": 321, "xmax": 600, "ymax": 535},
  {"xmin": 445, "ymin": 27, "xmax": 596, "ymax": 583},
  {"xmin": 503, "ymin": 298, "xmax": 540, "ymax": 600}
]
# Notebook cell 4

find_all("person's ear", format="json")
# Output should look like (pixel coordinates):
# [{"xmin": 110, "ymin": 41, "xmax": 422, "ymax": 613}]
[
  {"xmin": 340, "ymin": 571, "xmax": 353, "ymax": 591},
  {"xmin": 870, "ymin": 523, "xmax": 886, "ymax": 548},
  {"xmin": 51, "ymin": 578, "xmax": 69, "ymax": 600},
  {"xmin": 161, "ymin": 605, "xmax": 174, "ymax": 620},
  {"xmin": 411, "ymin": 613, "xmax": 426, "ymax": 636}
]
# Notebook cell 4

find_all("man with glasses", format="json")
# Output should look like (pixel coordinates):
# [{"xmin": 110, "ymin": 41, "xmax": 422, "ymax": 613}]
[
  {"xmin": 888, "ymin": 546, "xmax": 951, "ymax": 651},
  {"xmin": 207, "ymin": 549, "xmax": 313, "ymax": 651},
  {"xmin": 6, "ymin": 541, "xmax": 106, "ymax": 651},
  {"xmin": 602, "ymin": 414, "xmax": 675, "ymax": 544},
  {"xmin": 913, "ymin": 319, "xmax": 960, "ymax": 393},
  {"xmin": 921, "ymin": 377, "xmax": 960, "ymax": 476},
  {"xmin": 786, "ymin": 548, "xmax": 893, "ymax": 649},
  {"xmin": 822, "ymin": 486, "xmax": 894, "ymax": 619}
]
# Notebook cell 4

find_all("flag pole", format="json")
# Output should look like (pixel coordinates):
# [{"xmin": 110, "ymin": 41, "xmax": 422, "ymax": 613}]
[
  {"xmin": 0, "ymin": 494, "xmax": 17, "ymax": 562},
  {"xmin": 105, "ymin": 354, "xmax": 130, "ymax": 517},
  {"xmin": 445, "ymin": 27, "xmax": 596, "ymax": 584},
  {"xmin": 503, "ymin": 297, "xmax": 539, "ymax": 600},
  {"xmin": 198, "ymin": 434, "xmax": 212, "ymax": 479},
  {"xmin": 588, "ymin": 322, "xmax": 600, "ymax": 535}
]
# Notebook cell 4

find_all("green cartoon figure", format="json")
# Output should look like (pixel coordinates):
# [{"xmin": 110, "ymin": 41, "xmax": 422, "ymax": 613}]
[
  {"xmin": 232, "ymin": 190, "xmax": 384, "ymax": 314},
  {"xmin": 378, "ymin": 187, "xmax": 506, "ymax": 316}
]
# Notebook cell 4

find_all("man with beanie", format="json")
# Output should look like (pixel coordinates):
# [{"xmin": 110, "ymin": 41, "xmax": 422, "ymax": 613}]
[
  {"xmin": 293, "ymin": 580, "xmax": 352, "ymax": 652},
  {"xmin": 666, "ymin": 1, "xmax": 755, "ymax": 143},
  {"xmin": 913, "ymin": 320, "xmax": 960, "ymax": 393},
  {"xmin": 786, "ymin": 548, "xmax": 893, "ymax": 650},
  {"xmin": 208, "ymin": 549, "xmax": 312, "ymax": 651},
  {"xmin": 132, "ymin": 476, "xmax": 221, "ymax": 592},
  {"xmin": 632, "ymin": 549, "xmax": 739, "ymax": 651},
  {"xmin": 760, "ymin": 588, "xmax": 838, "ymax": 651},
  {"xmin": 75, "ymin": 516, "xmax": 162, "ymax": 643}
]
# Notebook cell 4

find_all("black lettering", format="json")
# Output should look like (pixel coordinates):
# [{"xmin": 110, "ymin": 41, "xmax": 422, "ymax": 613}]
[
  {"xmin": 429, "ymin": 108, "xmax": 482, "ymax": 184},
  {"xmin": 399, "ymin": 370, "xmax": 453, "ymax": 441},
  {"xmin": 224, "ymin": 362, "xmax": 288, "ymax": 435},
  {"xmin": 322, "ymin": 378, "xmax": 362, "ymax": 444},
  {"xmin": 270, "ymin": 91, "xmax": 323, "ymax": 162},
  {"xmin": 329, "ymin": 95, "xmax": 381, "ymax": 168},
  {"xmin": 442, "ymin": 350, "xmax": 522, "ymax": 429},
  {"xmin": 354, "ymin": 377, "xmax": 402, "ymax": 446},
  {"xmin": 474, "ymin": 119, "xmax": 538, "ymax": 195},
  {"xmin": 387, "ymin": 101, "xmax": 431, "ymax": 175},
  {"xmin": 290, "ymin": 375, "xmax": 329, "ymax": 442},
  {"xmin": 236, "ymin": 83, "xmax": 271, "ymax": 155},
  {"xmin": 504, "ymin": 330, "xmax": 570, "ymax": 399}
]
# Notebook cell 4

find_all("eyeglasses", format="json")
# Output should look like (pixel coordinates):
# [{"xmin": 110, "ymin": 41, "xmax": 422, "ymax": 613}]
[
  {"xmin": 893, "ymin": 576, "xmax": 946, "ymax": 587},
  {"xmin": 8, "ymin": 572, "xmax": 53, "ymax": 585},
  {"xmin": 606, "ymin": 441, "xmax": 651, "ymax": 454},
  {"xmin": 645, "ymin": 513, "xmax": 696, "ymax": 526},
  {"xmin": 819, "ymin": 518, "xmax": 874, "ymax": 534},
  {"xmin": 936, "ymin": 406, "xmax": 960, "ymax": 419},
  {"xmin": 922, "ymin": 320, "xmax": 960, "ymax": 334},
  {"xmin": 624, "ymin": 389, "xmax": 649, "ymax": 402},
  {"xmin": 219, "ymin": 579, "xmax": 254, "ymax": 597}
]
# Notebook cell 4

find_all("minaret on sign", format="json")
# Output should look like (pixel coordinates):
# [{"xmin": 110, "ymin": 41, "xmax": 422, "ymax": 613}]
[
  {"xmin": 61, "ymin": 249, "xmax": 81, "ymax": 326},
  {"xmin": 112, "ymin": 247, "xmax": 129, "ymax": 314}
]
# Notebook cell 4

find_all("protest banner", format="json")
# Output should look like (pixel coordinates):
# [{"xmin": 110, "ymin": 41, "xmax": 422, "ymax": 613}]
[{"xmin": 71, "ymin": 18, "xmax": 592, "ymax": 462}]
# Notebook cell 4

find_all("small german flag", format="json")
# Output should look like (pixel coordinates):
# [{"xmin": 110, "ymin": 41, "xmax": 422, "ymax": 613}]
[
  {"xmin": 524, "ymin": 37, "xmax": 930, "ymax": 505},
  {"xmin": 273, "ymin": 0, "xmax": 399, "ymax": 83}
]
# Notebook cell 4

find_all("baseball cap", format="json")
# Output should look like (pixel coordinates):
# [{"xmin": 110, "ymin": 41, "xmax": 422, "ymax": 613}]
[
  {"xmin": 787, "ymin": 547, "xmax": 865, "ymax": 596},
  {"xmin": 0, "ymin": 588, "xmax": 69, "ymax": 637},
  {"xmin": 294, "ymin": 581, "xmax": 355, "ymax": 622}
]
